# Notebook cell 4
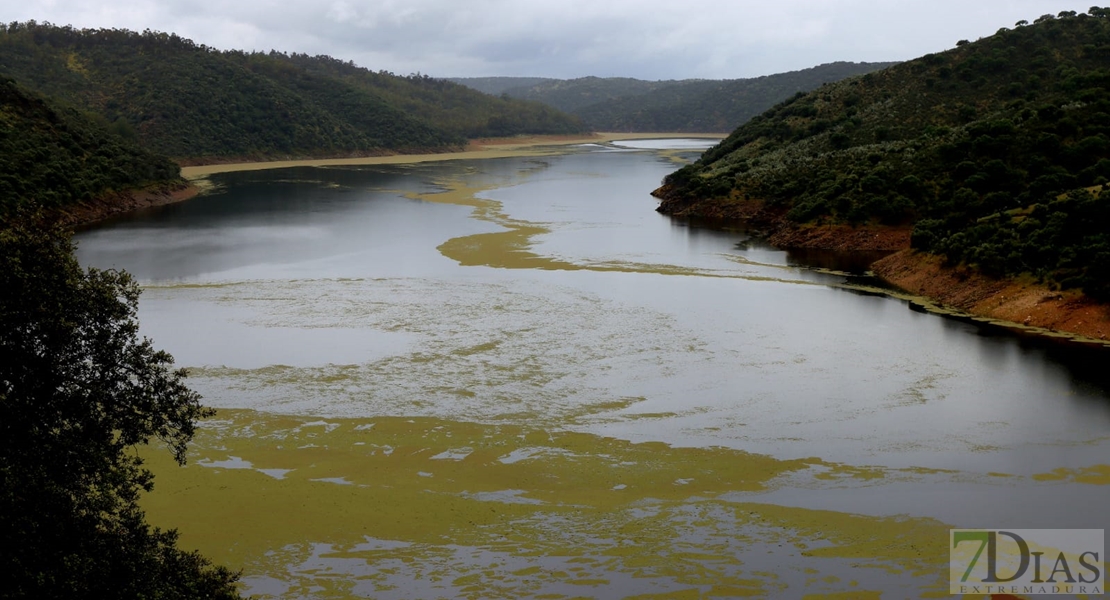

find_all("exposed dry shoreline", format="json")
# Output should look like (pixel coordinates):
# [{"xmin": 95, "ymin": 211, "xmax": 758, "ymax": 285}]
[
  {"xmin": 679, "ymin": 204, "xmax": 1105, "ymax": 341},
  {"xmin": 64, "ymin": 181, "xmax": 200, "ymax": 227},
  {"xmin": 179, "ymin": 132, "xmax": 726, "ymax": 179},
  {"xmin": 872, "ymin": 250, "xmax": 1110, "ymax": 342},
  {"xmin": 653, "ymin": 187, "xmax": 1110, "ymax": 344},
  {"xmin": 652, "ymin": 188, "xmax": 910, "ymax": 251}
]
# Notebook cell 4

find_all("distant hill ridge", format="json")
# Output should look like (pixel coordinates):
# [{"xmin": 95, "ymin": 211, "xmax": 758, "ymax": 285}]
[
  {"xmin": 444, "ymin": 77, "xmax": 558, "ymax": 96},
  {"xmin": 656, "ymin": 8, "xmax": 1110, "ymax": 301},
  {"xmin": 0, "ymin": 22, "xmax": 586, "ymax": 160},
  {"xmin": 450, "ymin": 62, "xmax": 896, "ymax": 132}
]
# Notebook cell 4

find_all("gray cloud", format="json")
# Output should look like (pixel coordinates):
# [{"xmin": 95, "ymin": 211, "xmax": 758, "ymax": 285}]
[{"xmin": 4, "ymin": 0, "xmax": 1095, "ymax": 78}]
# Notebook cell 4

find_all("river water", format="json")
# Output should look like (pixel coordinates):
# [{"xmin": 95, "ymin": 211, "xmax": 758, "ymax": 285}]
[{"xmin": 76, "ymin": 140, "xmax": 1110, "ymax": 598}]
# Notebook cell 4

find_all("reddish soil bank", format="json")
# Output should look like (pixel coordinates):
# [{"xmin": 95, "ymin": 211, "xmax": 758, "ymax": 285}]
[
  {"xmin": 654, "ymin": 189, "xmax": 1109, "ymax": 341},
  {"xmin": 60, "ymin": 181, "xmax": 199, "ymax": 227},
  {"xmin": 872, "ymin": 250, "xmax": 1110, "ymax": 341}
]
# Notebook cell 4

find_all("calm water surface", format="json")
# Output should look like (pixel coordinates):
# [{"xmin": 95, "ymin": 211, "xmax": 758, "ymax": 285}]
[{"xmin": 77, "ymin": 141, "xmax": 1110, "ymax": 598}]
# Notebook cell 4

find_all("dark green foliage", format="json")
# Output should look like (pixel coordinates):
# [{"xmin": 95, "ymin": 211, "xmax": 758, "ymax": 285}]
[
  {"xmin": 0, "ymin": 22, "xmax": 585, "ymax": 159},
  {"xmin": 454, "ymin": 63, "xmax": 896, "ymax": 133},
  {"xmin": 0, "ymin": 222, "xmax": 242, "ymax": 599},
  {"xmin": 0, "ymin": 76, "xmax": 179, "ymax": 215},
  {"xmin": 662, "ymin": 8, "xmax": 1110, "ymax": 300}
]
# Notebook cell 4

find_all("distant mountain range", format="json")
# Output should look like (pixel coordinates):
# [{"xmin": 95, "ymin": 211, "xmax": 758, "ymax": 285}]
[{"xmin": 450, "ymin": 62, "xmax": 896, "ymax": 132}]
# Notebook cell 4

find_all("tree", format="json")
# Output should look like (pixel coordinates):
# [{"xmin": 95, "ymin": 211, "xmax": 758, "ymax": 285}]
[{"xmin": 0, "ymin": 221, "xmax": 241, "ymax": 600}]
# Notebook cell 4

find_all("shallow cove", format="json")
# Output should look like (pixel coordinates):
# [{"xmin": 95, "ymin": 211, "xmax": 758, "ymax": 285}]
[{"xmin": 76, "ymin": 140, "xmax": 1110, "ymax": 598}]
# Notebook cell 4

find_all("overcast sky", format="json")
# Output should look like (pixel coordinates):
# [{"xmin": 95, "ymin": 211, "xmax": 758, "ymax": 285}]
[{"xmin": 3, "ymin": 1, "xmax": 1098, "ymax": 79}]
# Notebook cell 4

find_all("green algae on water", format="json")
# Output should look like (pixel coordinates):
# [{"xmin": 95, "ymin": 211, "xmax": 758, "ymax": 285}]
[{"xmin": 141, "ymin": 410, "xmax": 956, "ymax": 598}]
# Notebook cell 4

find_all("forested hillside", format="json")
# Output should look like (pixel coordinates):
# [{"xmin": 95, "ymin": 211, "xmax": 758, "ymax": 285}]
[
  {"xmin": 452, "ymin": 63, "xmax": 894, "ymax": 132},
  {"xmin": 0, "ymin": 76, "xmax": 180, "ymax": 217},
  {"xmin": 0, "ymin": 22, "xmax": 586, "ymax": 160},
  {"xmin": 657, "ymin": 8, "xmax": 1110, "ymax": 301},
  {"xmin": 270, "ymin": 54, "xmax": 580, "ymax": 139}
]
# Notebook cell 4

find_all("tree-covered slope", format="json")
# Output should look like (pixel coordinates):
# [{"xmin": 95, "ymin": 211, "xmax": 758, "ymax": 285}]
[
  {"xmin": 657, "ymin": 9, "xmax": 1110, "ymax": 300},
  {"xmin": 0, "ymin": 76, "xmax": 180, "ymax": 217},
  {"xmin": 0, "ymin": 22, "xmax": 585, "ymax": 160}
]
